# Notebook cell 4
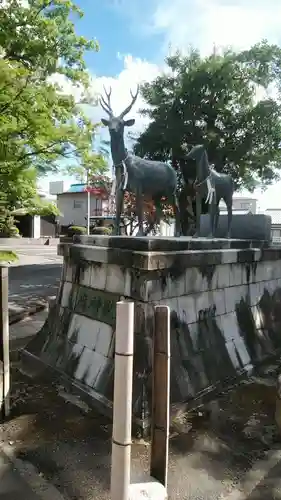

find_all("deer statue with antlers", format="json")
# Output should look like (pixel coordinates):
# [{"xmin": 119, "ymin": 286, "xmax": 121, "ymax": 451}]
[{"xmin": 100, "ymin": 85, "xmax": 181, "ymax": 236}]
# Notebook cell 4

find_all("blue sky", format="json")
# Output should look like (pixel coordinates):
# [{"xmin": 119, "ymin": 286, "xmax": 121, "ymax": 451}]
[
  {"xmin": 72, "ymin": 0, "xmax": 164, "ymax": 76},
  {"xmin": 42, "ymin": 0, "xmax": 281, "ymax": 209}
]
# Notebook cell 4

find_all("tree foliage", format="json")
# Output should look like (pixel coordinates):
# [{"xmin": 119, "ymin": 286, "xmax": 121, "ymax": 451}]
[
  {"xmin": 0, "ymin": 0, "xmax": 100, "ymax": 174},
  {"xmin": 135, "ymin": 42, "xmax": 281, "ymax": 192},
  {"xmin": 0, "ymin": 0, "xmax": 101, "ymax": 234}
]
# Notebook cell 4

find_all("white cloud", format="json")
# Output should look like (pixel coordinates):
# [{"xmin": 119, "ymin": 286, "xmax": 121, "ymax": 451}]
[
  {"xmin": 85, "ymin": 54, "xmax": 160, "ymax": 145},
  {"xmin": 149, "ymin": 0, "xmax": 281, "ymax": 55},
  {"xmin": 43, "ymin": 0, "xmax": 281, "ymax": 207},
  {"xmin": 40, "ymin": 54, "xmax": 161, "ymax": 192}
]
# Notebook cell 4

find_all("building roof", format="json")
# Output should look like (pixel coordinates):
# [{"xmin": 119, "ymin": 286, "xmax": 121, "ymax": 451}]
[
  {"xmin": 59, "ymin": 183, "xmax": 109, "ymax": 198},
  {"xmin": 66, "ymin": 184, "xmax": 88, "ymax": 193},
  {"xmin": 265, "ymin": 209, "xmax": 281, "ymax": 225}
]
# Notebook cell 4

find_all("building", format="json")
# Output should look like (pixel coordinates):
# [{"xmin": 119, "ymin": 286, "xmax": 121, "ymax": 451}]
[
  {"xmin": 13, "ymin": 187, "xmax": 57, "ymax": 238},
  {"xmin": 220, "ymin": 196, "xmax": 257, "ymax": 215},
  {"xmin": 50, "ymin": 181, "xmax": 113, "ymax": 229}
]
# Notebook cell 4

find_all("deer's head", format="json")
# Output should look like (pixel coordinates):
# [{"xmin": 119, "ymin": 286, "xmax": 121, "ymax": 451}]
[{"xmin": 100, "ymin": 85, "xmax": 139, "ymax": 140}]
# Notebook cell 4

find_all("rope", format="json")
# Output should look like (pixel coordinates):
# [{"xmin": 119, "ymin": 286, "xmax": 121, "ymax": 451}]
[{"xmin": 112, "ymin": 154, "xmax": 129, "ymax": 194}]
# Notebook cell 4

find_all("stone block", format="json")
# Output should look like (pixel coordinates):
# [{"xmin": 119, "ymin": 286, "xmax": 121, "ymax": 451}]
[
  {"xmin": 221, "ymin": 249, "xmax": 238, "ymax": 264},
  {"xmin": 229, "ymin": 264, "xmax": 243, "ymax": 287},
  {"xmin": 233, "ymin": 338, "xmax": 251, "ymax": 367},
  {"xmin": 215, "ymin": 264, "xmax": 230, "ymax": 289},
  {"xmin": 84, "ymin": 351, "xmax": 107, "ymax": 387},
  {"xmin": 90, "ymin": 263, "xmax": 107, "ymax": 290},
  {"xmin": 220, "ymin": 312, "xmax": 238, "ymax": 341},
  {"xmin": 95, "ymin": 322, "xmax": 114, "ymax": 357},
  {"xmin": 79, "ymin": 266, "xmax": 92, "ymax": 287},
  {"xmin": 163, "ymin": 297, "xmax": 179, "ymax": 318},
  {"xmin": 63, "ymin": 343, "xmax": 84, "ymax": 376},
  {"xmin": 165, "ymin": 272, "xmax": 186, "ymax": 299},
  {"xmin": 252, "ymin": 305, "xmax": 263, "ymax": 330},
  {"xmin": 93, "ymin": 359, "xmax": 114, "ymax": 396},
  {"xmin": 177, "ymin": 295, "xmax": 197, "ymax": 325},
  {"xmin": 225, "ymin": 340, "xmax": 242, "ymax": 369},
  {"xmin": 199, "ymin": 213, "xmax": 271, "ymax": 241},
  {"xmin": 249, "ymin": 282, "xmax": 261, "ymax": 306},
  {"xmin": 65, "ymin": 259, "xmax": 74, "ymax": 283},
  {"xmin": 254, "ymin": 261, "xmax": 269, "ymax": 283},
  {"xmin": 146, "ymin": 278, "xmax": 163, "ymax": 301},
  {"xmin": 185, "ymin": 267, "xmax": 204, "ymax": 294},
  {"xmin": 194, "ymin": 291, "xmax": 212, "ymax": 318},
  {"xmin": 124, "ymin": 269, "xmax": 132, "ymax": 296},
  {"xmin": 208, "ymin": 289, "xmax": 226, "ymax": 316},
  {"xmin": 106, "ymin": 264, "xmax": 126, "ymax": 294},
  {"xmin": 225, "ymin": 285, "xmax": 248, "ymax": 314},
  {"xmin": 263, "ymin": 279, "xmax": 278, "ymax": 295},
  {"xmin": 61, "ymin": 282, "xmax": 74, "ymax": 308},
  {"xmin": 74, "ymin": 347, "xmax": 95, "ymax": 382},
  {"xmin": 273, "ymin": 261, "xmax": 281, "ymax": 279},
  {"xmin": 68, "ymin": 314, "xmax": 98, "ymax": 350}
]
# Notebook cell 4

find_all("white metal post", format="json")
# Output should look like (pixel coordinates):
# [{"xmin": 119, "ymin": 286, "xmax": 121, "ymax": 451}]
[
  {"xmin": 87, "ymin": 189, "xmax": 90, "ymax": 236},
  {"xmin": 111, "ymin": 301, "xmax": 134, "ymax": 500},
  {"xmin": 0, "ymin": 266, "xmax": 10, "ymax": 419}
]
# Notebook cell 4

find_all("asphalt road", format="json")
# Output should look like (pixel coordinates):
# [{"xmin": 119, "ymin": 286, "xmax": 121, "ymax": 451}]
[
  {"xmin": 1, "ymin": 244, "xmax": 62, "ymax": 266},
  {"xmin": 8, "ymin": 264, "xmax": 62, "ymax": 312},
  {"xmin": 0, "ymin": 243, "xmax": 62, "ymax": 312}
]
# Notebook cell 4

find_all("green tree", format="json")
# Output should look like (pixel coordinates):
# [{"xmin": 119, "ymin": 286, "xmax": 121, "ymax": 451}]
[
  {"xmin": 0, "ymin": 0, "xmax": 100, "ymax": 174},
  {"xmin": 135, "ymin": 42, "xmax": 281, "ymax": 192},
  {"xmin": 0, "ymin": 0, "xmax": 100, "ymax": 234}
]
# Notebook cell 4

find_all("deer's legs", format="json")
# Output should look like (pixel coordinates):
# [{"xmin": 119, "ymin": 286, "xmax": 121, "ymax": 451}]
[
  {"xmin": 214, "ymin": 203, "xmax": 220, "ymax": 235},
  {"xmin": 193, "ymin": 192, "xmax": 201, "ymax": 238},
  {"xmin": 225, "ymin": 197, "xmax": 233, "ymax": 239},
  {"xmin": 208, "ymin": 196, "xmax": 218, "ymax": 238},
  {"xmin": 114, "ymin": 188, "xmax": 124, "ymax": 236},
  {"xmin": 135, "ymin": 191, "xmax": 144, "ymax": 236},
  {"xmin": 173, "ymin": 193, "xmax": 181, "ymax": 237}
]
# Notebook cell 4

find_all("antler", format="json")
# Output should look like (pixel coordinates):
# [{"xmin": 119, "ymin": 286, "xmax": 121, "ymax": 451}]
[
  {"xmin": 99, "ymin": 85, "xmax": 113, "ymax": 116},
  {"xmin": 119, "ymin": 85, "xmax": 139, "ymax": 119}
]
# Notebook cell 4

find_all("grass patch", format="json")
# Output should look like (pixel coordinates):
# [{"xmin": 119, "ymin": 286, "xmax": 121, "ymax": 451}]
[{"xmin": 0, "ymin": 250, "xmax": 18, "ymax": 263}]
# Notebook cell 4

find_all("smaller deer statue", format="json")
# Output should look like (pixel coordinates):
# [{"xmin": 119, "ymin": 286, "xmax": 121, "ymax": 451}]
[
  {"xmin": 184, "ymin": 145, "xmax": 234, "ymax": 238},
  {"xmin": 100, "ymin": 86, "xmax": 181, "ymax": 236}
]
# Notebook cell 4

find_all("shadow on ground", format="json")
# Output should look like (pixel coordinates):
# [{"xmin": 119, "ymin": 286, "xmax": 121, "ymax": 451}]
[
  {"xmin": 8, "ymin": 264, "xmax": 61, "ymax": 313},
  {"xmin": 2, "ymin": 365, "xmax": 281, "ymax": 500}
]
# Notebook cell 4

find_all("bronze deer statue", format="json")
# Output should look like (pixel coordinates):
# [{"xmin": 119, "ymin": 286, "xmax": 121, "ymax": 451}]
[
  {"xmin": 184, "ymin": 145, "xmax": 234, "ymax": 238},
  {"xmin": 100, "ymin": 86, "xmax": 181, "ymax": 236}
]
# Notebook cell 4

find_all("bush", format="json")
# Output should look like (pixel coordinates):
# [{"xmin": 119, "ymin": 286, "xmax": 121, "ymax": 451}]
[
  {"xmin": 66, "ymin": 225, "xmax": 87, "ymax": 237},
  {"xmin": 0, "ymin": 214, "xmax": 21, "ymax": 237},
  {"xmin": 91, "ymin": 226, "xmax": 112, "ymax": 235}
]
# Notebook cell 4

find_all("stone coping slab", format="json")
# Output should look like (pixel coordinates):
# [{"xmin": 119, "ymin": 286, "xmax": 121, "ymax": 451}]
[
  {"xmin": 58, "ymin": 242, "xmax": 281, "ymax": 272},
  {"xmin": 70, "ymin": 235, "xmax": 269, "ymax": 252}
]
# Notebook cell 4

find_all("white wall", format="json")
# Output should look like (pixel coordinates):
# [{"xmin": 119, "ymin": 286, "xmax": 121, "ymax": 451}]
[
  {"xmin": 159, "ymin": 219, "xmax": 175, "ymax": 236},
  {"xmin": 220, "ymin": 197, "xmax": 257, "ymax": 214},
  {"xmin": 57, "ymin": 193, "xmax": 103, "ymax": 227},
  {"xmin": 32, "ymin": 216, "xmax": 41, "ymax": 238}
]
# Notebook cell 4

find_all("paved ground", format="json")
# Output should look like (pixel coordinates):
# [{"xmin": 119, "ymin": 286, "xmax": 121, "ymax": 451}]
[
  {"xmin": 8, "ymin": 264, "xmax": 61, "ymax": 314},
  {"xmin": 9, "ymin": 310, "xmax": 48, "ymax": 354},
  {"xmin": 0, "ymin": 243, "xmax": 62, "ymax": 316},
  {"xmin": 4, "ymin": 312, "xmax": 281, "ymax": 500},
  {"xmin": 0, "ymin": 243, "xmax": 62, "ymax": 266}
]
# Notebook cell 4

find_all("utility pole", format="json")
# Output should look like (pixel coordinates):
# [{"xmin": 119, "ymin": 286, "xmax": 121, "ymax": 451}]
[{"xmin": 86, "ymin": 169, "xmax": 90, "ymax": 236}]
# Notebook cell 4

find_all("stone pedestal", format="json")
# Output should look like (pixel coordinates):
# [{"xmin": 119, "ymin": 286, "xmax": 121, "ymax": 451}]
[
  {"xmin": 21, "ymin": 236, "xmax": 281, "ymax": 436},
  {"xmin": 200, "ymin": 213, "xmax": 271, "ymax": 241}
]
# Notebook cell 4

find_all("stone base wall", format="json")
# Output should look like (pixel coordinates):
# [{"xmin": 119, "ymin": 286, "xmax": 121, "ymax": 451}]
[{"xmin": 21, "ymin": 236, "xmax": 281, "ymax": 434}]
